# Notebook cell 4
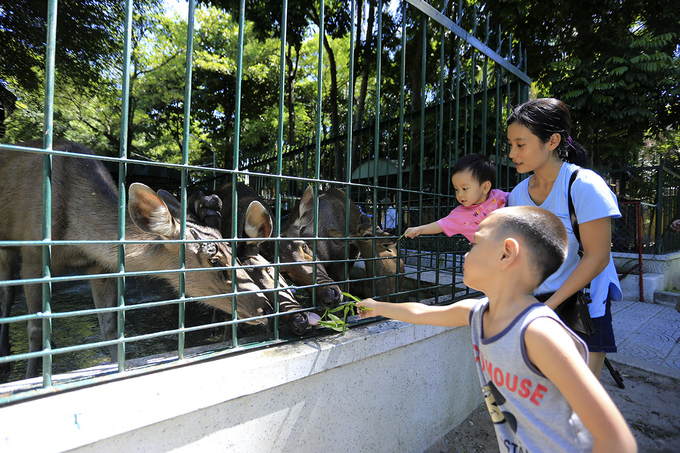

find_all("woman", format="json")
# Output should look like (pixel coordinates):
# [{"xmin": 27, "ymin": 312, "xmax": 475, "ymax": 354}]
[{"xmin": 506, "ymin": 98, "xmax": 622, "ymax": 378}]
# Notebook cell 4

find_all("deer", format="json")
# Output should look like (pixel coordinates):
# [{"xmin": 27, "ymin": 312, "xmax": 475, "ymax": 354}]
[
  {"xmin": 275, "ymin": 185, "xmax": 364, "ymax": 306},
  {"xmin": 331, "ymin": 222, "xmax": 405, "ymax": 302},
  {"xmin": 0, "ymin": 140, "xmax": 272, "ymax": 378},
  {"xmin": 189, "ymin": 184, "xmax": 347, "ymax": 310},
  {"xmin": 186, "ymin": 182, "xmax": 313, "ymax": 335}
]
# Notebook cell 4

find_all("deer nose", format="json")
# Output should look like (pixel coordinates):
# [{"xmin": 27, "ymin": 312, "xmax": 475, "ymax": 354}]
[{"xmin": 318, "ymin": 285, "xmax": 342, "ymax": 309}]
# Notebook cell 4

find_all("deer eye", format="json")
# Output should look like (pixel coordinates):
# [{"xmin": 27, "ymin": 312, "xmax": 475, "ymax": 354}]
[{"xmin": 209, "ymin": 256, "xmax": 222, "ymax": 267}]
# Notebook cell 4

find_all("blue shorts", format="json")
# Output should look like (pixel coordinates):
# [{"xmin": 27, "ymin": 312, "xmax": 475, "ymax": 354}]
[{"xmin": 579, "ymin": 296, "xmax": 617, "ymax": 354}]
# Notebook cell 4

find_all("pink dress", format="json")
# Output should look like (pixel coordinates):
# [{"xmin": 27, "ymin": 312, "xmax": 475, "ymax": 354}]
[{"xmin": 437, "ymin": 188, "xmax": 509, "ymax": 241}]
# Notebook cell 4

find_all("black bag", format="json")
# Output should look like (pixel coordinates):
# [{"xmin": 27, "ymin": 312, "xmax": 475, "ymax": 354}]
[
  {"xmin": 536, "ymin": 291, "xmax": 596, "ymax": 336},
  {"xmin": 536, "ymin": 169, "xmax": 596, "ymax": 336}
]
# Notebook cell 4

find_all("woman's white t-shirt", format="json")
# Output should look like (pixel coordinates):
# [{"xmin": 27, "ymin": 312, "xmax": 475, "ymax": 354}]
[{"xmin": 508, "ymin": 163, "xmax": 622, "ymax": 317}]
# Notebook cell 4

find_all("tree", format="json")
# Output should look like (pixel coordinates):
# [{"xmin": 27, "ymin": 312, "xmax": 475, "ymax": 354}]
[
  {"xmin": 0, "ymin": 0, "xmax": 162, "ymax": 93},
  {"xmin": 480, "ymin": 0, "xmax": 680, "ymax": 167}
]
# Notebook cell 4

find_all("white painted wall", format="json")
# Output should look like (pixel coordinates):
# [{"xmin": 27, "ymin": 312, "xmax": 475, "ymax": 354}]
[{"xmin": 1, "ymin": 319, "xmax": 480, "ymax": 453}]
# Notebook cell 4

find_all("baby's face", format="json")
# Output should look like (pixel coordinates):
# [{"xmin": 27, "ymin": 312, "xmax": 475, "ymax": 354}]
[
  {"xmin": 451, "ymin": 170, "xmax": 489, "ymax": 207},
  {"xmin": 463, "ymin": 214, "xmax": 501, "ymax": 291}
]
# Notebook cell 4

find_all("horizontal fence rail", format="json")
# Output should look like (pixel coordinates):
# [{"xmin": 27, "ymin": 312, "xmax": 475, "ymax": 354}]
[{"xmin": 0, "ymin": 0, "xmax": 530, "ymax": 405}]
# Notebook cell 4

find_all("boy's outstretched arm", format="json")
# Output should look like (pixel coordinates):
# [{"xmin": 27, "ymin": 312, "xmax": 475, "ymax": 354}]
[
  {"xmin": 357, "ymin": 297, "xmax": 478, "ymax": 328},
  {"xmin": 525, "ymin": 318, "xmax": 637, "ymax": 453}
]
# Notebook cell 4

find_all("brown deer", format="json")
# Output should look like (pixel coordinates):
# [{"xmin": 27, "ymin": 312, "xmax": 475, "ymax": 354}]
[
  {"xmin": 275, "ymin": 186, "xmax": 363, "ymax": 307},
  {"xmin": 191, "ymin": 184, "xmax": 346, "ymax": 310},
  {"xmin": 0, "ymin": 141, "xmax": 271, "ymax": 378},
  {"xmin": 186, "ymin": 183, "xmax": 311, "ymax": 335},
  {"xmin": 333, "ymin": 223, "xmax": 405, "ymax": 302}
]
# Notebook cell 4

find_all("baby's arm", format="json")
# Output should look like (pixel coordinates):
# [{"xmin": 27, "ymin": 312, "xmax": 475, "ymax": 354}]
[
  {"xmin": 525, "ymin": 318, "xmax": 637, "ymax": 453},
  {"xmin": 357, "ymin": 297, "xmax": 477, "ymax": 327},
  {"xmin": 404, "ymin": 221, "xmax": 443, "ymax": 238}
]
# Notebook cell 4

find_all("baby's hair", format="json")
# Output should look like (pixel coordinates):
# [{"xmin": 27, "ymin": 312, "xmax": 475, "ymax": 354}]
[
  {"xmin": 489, "ymin": 206, "xmax": 568, "ymax": 285},
  {"xmin": 450, "ymin": 153, "xmax": 496, "ymax": 188}
]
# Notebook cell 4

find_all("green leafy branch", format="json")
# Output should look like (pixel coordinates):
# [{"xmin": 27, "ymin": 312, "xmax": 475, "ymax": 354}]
[{"xmin": 317, "ymin": 292, "xmax": 371, "ymax": 334}]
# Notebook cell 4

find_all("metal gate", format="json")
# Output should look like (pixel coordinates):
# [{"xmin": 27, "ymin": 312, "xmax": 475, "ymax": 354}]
[{"xmin": 0, "ymin": 0, "xmax": 529, "ymax": 405}]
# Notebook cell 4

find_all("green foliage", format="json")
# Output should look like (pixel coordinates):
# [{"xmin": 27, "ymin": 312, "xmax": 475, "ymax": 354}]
[
  {"xmin": 483, "ymin": 0, "xmax": 680, "ymax": 167},
  {"xmin": 317, "ymin": 292, "xmax": 371, "ymax": 334}
]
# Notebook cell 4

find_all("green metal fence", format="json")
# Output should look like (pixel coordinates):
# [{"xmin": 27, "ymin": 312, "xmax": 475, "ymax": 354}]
[
  {"xmin": 0, "ymin": 0, "xmax": 529, "ymax": 405},
  {"xmin": 602, "ymin": 164, "xmax": 680, "ymax": 255}
]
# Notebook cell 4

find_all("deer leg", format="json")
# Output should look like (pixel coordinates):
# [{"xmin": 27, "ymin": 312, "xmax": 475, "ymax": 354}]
[
  {"xmin": 0, "ymin": 249, "xmax": 18, "ymax": 376},
  {"xmin": 89, "ymin": 276, "xmax": 119, "ymax": 364},
  {"xmin": 23, "ymin": 280, "xmax": 43, "ymax": 378},
  {"xmin": 15, "ymin": 252, "xmax": 45, "ymax": 378}
]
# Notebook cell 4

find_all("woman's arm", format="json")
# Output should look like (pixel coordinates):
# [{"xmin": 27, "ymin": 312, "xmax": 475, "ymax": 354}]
[
  {"xmin": 544, "ymin": 217, "xmax": 612, "ymax": 310},
  {"xmin": 525, "ymin": 318, "xmax": 637, "ymax": 452},
  {"xmin": 357, "ymin": 297, "xmax": 477, "ymax": 327}
]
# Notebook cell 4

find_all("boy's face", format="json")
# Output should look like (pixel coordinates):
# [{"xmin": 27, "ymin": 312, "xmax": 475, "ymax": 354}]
[
  {"xmin": 451, "ymin": 170, "xmax": 491, "ymax": 207},
  {"xmin": 463, "ymin": 214, "xmax": 500, "ymax": 291}
]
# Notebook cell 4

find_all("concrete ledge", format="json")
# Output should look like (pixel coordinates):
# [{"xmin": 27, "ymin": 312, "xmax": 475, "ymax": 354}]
[
  {"xmin": 1, "ymin": 319, "xmax": 479, "ymax": 453},
  {"xmin": 608, "ymin": 354, "xmax": 680, "ymax": 385},
  {"xmin": 653, "ymin": 290, "xmax": 680, "ymax": 309},
  {"xmin": 619, "ymin": 273, "xmax": 664, "ymax": 302}
]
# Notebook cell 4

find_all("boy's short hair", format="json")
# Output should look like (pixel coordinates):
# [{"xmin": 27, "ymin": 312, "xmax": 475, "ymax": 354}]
[
  {"xmin": 489, "ymin": 206, "xmax": 568, "ymax": 285},
  {"xmin": 451, "ymin": 153, "xmax": 496, "ymax": 188}
]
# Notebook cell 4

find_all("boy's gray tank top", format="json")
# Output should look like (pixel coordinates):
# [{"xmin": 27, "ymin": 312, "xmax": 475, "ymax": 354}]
[{"xmin": 470, "ymin": 298, "xmax": 593, "ymax": 452}]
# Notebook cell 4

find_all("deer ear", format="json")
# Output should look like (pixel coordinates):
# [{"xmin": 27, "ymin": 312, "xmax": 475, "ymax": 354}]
[
  {"xmin": 297, "ymin": 186, "xmax": 315, "ymax": 229},
  {"xmin": 157, "ymin": 189, "xmax": 182, "ymax": 218},
  {"xmin": 129, "ymin": 183, "xmax": 179, "ymax": 239},
  {"xmin": 327, "ymin": 228, "xmax": 348, "ymax": 246},
  {"xmin": 244, "ymin": 201, "xmax": 273, "ymax": 242}
]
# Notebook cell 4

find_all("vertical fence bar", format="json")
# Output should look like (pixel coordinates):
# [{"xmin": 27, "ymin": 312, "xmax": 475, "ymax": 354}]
[
  {"xmin": 232, "ymin": 0, "xmax": 246, "ymax": 344},
  {"xmin": 655, "ymin": 163, "xmax": 664, "ymax": 254},
  {"xmin": 177, "ymin": 0, "xmax": 197, "ymax": 359},
  {"xmin": 343, "ymin": 0, "xmax": 356, "ymax": 295},
  {"xmin": 40, "ymin": 0, "xmax": 59, "ymax": 388},
  {"xmin": 116, "ymin": 0, "xmax": 134, "ymax": 371},
  {"xmin": 312, "ymin": 0, "xmax": 325, "ymax": 302},
  {"xmin": 434, "ymin": 22, "xmax": 445, "ymax": 299},
  {"xmin": 396, "ymin": 2, "xmax": 407, "ymax": 299},
  {"xmin": 469, "ymin": 7, "xmax": 476, "ymax": 156},
  {"xmin": 636, "ymin": 202, "xmax": 645, "ymax": 301},
  {"xmin": 370, "ymin": 0, "xmax": 384, "ymax": 297},
  {"xmin": 273, "ymin": 0, "xmax": 289, "ymax": 339},
  {"xmin": 481, "ymin": 16, "xmax": 489, "ymax": 157}
]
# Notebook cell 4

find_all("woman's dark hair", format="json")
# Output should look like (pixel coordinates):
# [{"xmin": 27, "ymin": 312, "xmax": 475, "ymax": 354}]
[
  {"xmin": 450, "ymin": 153, "xmax": 497, "ymax": 188},
  {"xmin": 506, "ymin": 98, "xmax": 589, "ymax": 167}
]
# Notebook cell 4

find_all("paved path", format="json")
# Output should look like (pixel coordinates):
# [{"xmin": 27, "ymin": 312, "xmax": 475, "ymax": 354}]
[{"xmin": 609, "ymin": 298, "xmax": 680, "ymax": 381}]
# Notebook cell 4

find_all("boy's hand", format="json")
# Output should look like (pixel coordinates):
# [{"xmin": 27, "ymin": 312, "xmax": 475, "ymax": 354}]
[{"xmin": 357, "ymin": 298, "xmax": 380, "ymax": 318}]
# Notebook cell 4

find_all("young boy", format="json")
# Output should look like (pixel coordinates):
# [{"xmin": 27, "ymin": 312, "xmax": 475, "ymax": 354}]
[
  {"xmin": 359, "ymin": 207, "xmax": 636, "ymax": 452},
  {"xmin": 404, "ymin": 153, "xmax": 509, "ymax": 242}
]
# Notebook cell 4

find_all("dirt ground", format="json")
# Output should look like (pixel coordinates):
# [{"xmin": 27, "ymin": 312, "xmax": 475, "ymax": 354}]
[{"xmin": 425, "ymin": 362, "xmax": 680, "ymax": 453}]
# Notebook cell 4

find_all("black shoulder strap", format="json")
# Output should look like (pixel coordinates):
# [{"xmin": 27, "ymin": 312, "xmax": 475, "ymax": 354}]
[{"xmin": 568, "ymin": 169, "xmax": 580, "ymax": 243}]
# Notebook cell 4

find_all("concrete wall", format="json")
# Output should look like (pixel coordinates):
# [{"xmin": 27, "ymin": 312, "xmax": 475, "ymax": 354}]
[
  {"xmin": 1, "ymin": 319, "xmax": 480, "ymax": 453},
  {"xmin": 615, "ymin": 252, "xmax": 680, "ymax": 301}
]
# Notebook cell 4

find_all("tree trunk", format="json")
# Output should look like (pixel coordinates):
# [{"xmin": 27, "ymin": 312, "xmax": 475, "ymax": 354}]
[
  {"xmin": 322, "ymin": 34, "xmax": 342, "ymax": 180},
  {"xmin": 352, "ymin": 0, "xmax": 375, "ymax": 170},
  {"xmin": 286, "ymin": 42, "xmax": 301, "ymax": 146}
]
